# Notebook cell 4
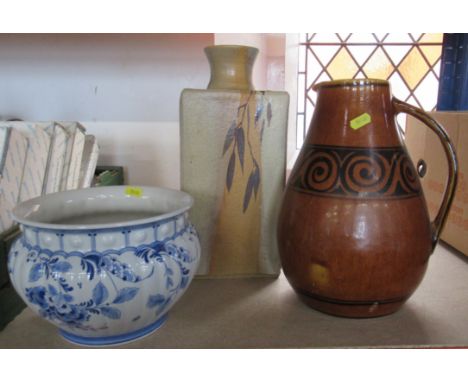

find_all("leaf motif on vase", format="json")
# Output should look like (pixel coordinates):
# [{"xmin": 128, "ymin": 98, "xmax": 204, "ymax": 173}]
[
  {"xmin": 28, "ymin": 263, "xmax": 44, "ymax": 282},
  {"xmin": 92, "ymin": 282, "xmax": 109, "ymax": 306},
  {"xmin": 147, "ymin": 294, "xmax": 166, "ymax": 308},
  {"xmin": 223, "ymin": 121, "xmax": 237, "ymax": 155},
  {"xmin": 236, "ymin": 127, "xmax": 245, "ymax": 171},
  {"xmin": 112, "ymin": 287, "xmax": 139, "ymax": 304},
  {"xmin": 243, "ymin": 164, "xmax": 261, "ymax": 213},
  {"xmin": 80, "ymin": 254, "xmax": 102, "ymax": 280},
  {"xmin": 243, "ymin": 170, "xmax": 256, "ymax": 212},
  {"xmin": 252, "ymin": 167, "xmax": 260, "ymax": 198},
  {"xmin": 226, "ymin": 151, "xmax": 236, "ymax": 191},
  {"xmin": 255, "ymin": 103, "xmax": 263, "ymax": 124},
  {"xmin": 99, "ymin": 306, "xmax": 121, "ymax": 320},
  {"xmin": 222, "ymin": 91, "xmax": 264, "ymax": 213},
  {"xmin": 267, "ymin": 101, "xmax": 272, "ymax": 126}
]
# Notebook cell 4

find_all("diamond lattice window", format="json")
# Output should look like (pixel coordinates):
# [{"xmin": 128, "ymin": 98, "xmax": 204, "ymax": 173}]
[{"xmin": 297, "ymin": 33, "xmax": 443, "ymax": 148}]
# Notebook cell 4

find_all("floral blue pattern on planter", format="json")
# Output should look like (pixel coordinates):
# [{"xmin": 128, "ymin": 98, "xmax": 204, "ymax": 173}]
[{"xmin": 9, "ymin": 216, "xmax": 200, "ymax": 341}]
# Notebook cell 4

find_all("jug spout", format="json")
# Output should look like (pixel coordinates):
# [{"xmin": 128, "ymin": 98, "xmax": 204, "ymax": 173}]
[{"xmin": 307, "ymin": 79, "xmax": 402, "ymax": 148}]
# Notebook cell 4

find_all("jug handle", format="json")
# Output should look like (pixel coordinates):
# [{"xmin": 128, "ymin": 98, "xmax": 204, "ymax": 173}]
[{"xmin": 393, "ymin": 98, "xmax": 458, "ymax": 250}]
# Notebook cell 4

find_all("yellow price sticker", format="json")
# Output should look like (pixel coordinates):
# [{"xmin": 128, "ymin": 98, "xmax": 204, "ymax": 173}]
[
  {"xmin": 125, "ymin": 186, "xmax": 143, "ymax": 198},
  {"xmin": 350, "ymin": 113, "xmax": 372, "ymax": 130}
]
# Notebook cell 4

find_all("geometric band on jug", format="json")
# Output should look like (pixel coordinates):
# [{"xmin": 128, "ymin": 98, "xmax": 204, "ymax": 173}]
[{"xmin": 289, "ymin": 144, "xmax": 422, "ymax": 199}]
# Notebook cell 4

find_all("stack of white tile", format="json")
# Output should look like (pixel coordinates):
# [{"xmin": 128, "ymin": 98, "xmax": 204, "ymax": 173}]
[
  {"xmin": 79, "ymin": 135, "xmax": 99, "ymax": 189},
  {"xmin": 42, "ymin": 122, "xmax": 68, "ymax": 195},
  {"xmin": 0, "ymin": 127, "xmax": 28, "ymax": 232},
  {"xmin": 0, "ymin": 122, "xmax": 99, "ymax": 234},
  {"xmin": 59, "ymin": 122, "xmax": 87, "ymax": 191},
  {"xmin": 13, "ymin": 122, "xmax": 51, "ymax": 203}
]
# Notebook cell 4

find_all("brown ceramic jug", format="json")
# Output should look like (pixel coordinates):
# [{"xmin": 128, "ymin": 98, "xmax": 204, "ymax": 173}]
[{"xmin": 278, "ymin": 79, "xmax": 458, "ymax": 318}]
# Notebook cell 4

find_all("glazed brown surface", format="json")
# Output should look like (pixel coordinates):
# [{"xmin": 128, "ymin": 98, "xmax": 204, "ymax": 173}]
[
  {"xmin": 278, "ymin": 192, "xmax": 431, "ymax": 317},
  {"xmin": 278, "ymin": 79, "xmax": 456, "ymax": 318}
]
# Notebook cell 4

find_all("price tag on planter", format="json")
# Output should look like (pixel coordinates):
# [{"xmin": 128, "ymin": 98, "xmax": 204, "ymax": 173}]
[
  {"xmin": 350, "ymin": 113, "xmax": 372, "ymax": 130},
  {"xmin": 125, "ymin": 186, "xmax": 143, "ymax": 198}
]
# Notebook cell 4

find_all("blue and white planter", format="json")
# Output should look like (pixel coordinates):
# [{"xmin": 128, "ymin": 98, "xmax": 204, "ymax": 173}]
[{"xmin": 8, "ymin": 186, "xmax": 200, "ymax": 346}]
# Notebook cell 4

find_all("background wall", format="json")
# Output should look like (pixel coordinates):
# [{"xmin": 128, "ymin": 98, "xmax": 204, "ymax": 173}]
[
  {"xmin": 266, "ymin": 34, "xmax": 286, "ymax": 91},
  {"xmin": 84, "ymin": 121, "xmax": 181, "ymax": 189},
  {"xmin": 0, "ymin": 34, "xmax": 213, "ymax": 121},
  {"xmin": 284, "ymin": 34, "xmax": 299, "ymax": 170}
]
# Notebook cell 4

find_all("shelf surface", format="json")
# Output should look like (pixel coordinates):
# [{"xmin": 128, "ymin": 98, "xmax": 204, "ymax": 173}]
[{"xmin": 1, "ymin": 243, "xmax": 468, "ymax": 348}]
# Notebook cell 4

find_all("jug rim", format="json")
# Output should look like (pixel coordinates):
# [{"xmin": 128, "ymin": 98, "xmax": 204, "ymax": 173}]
[{"xmin": 313, "ymin": 78, "xmax": 389, "ymax": 90}]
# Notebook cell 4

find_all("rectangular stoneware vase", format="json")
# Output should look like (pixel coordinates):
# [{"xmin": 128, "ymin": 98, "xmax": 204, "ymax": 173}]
[{"xmin": 180, "ymin": 89, "xmax": 289, "ymax": 277}]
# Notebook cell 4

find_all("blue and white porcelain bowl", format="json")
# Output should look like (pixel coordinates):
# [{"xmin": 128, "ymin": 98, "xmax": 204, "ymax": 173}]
[{"xmin": 7, "ymin": 186, "xmax": 200, "ymax": 346}]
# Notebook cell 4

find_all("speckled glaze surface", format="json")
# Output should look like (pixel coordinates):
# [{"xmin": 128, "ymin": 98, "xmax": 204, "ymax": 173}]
[
  {"xmin": 8, "ymin": 186, "xmax": 200, "ymax": 345},
  {"xmin": 278, "ymin": 79, "xmax": 458, "ymax": 318},
  {"xmin": 180, "ymin": 90, "xmax": 289, "ymax": 277}
]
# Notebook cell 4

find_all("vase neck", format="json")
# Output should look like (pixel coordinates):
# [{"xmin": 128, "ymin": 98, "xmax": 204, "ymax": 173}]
[
  {"xmin": 204, "ymin": 45, "xmax": 258, "ymax": 91},
  {"xmin": 307, "ymin": 80, "xmax": 403, "ymax": 148}
]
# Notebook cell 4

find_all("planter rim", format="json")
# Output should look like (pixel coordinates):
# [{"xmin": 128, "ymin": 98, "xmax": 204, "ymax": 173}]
[{"xmin": 12, "ymin": 186, "xmax": 193, "ymax": 231}]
